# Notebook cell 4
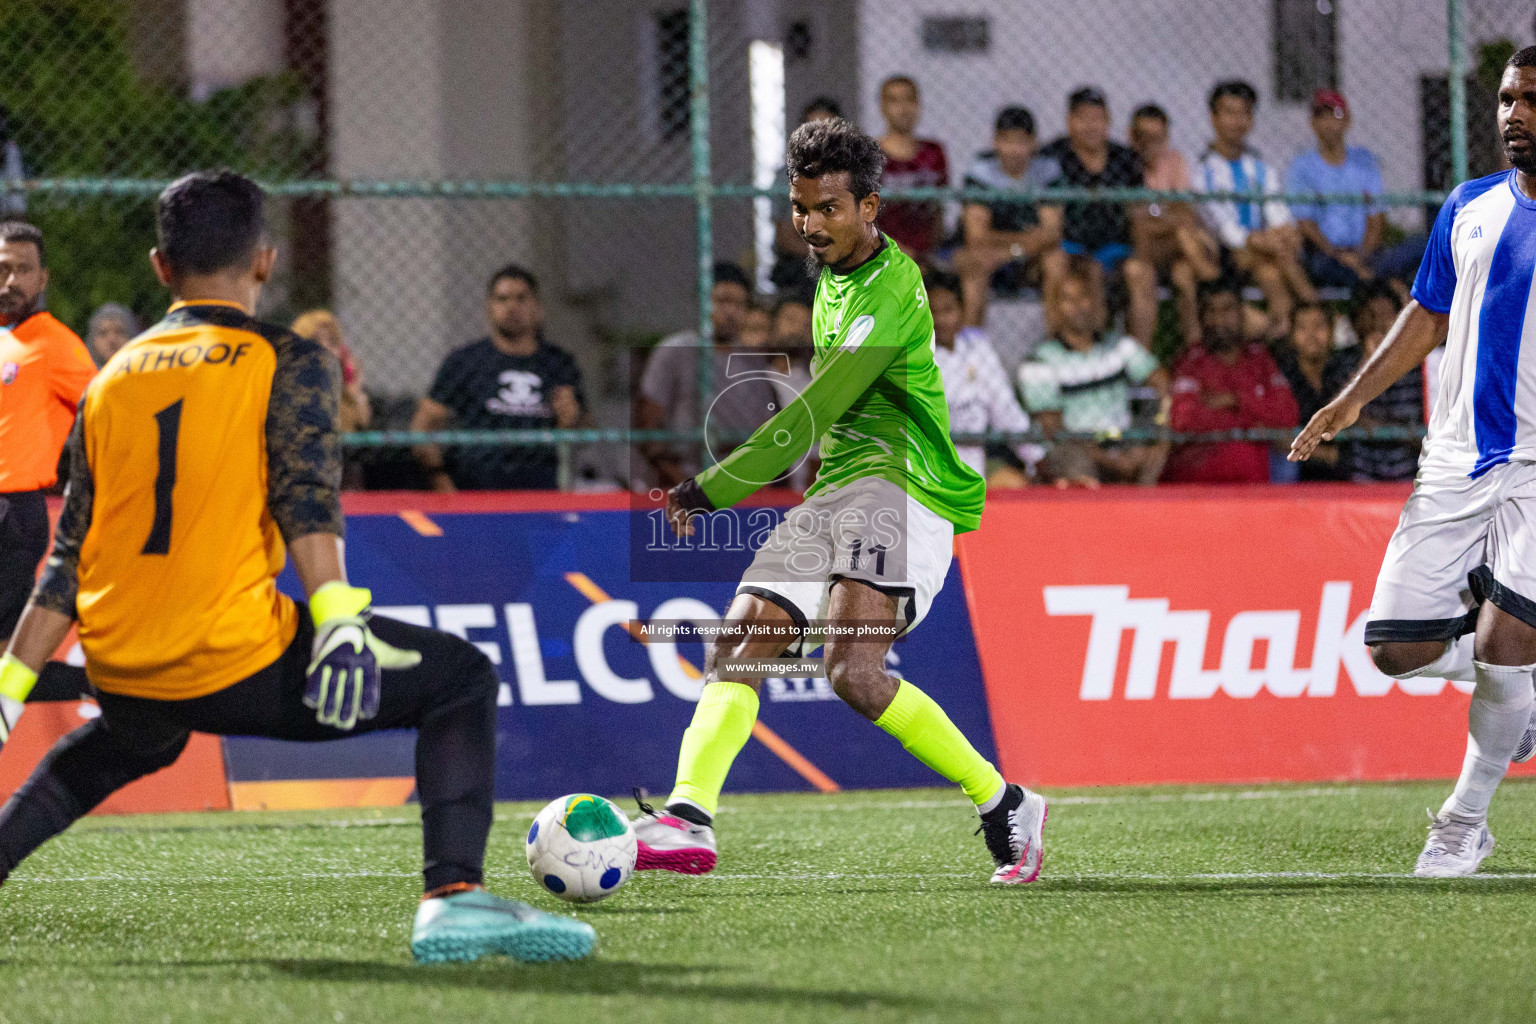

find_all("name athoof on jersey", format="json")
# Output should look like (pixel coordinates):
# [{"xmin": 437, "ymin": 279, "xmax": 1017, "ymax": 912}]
[{"xmin": 110, "ymin": 341, "xmax": 256, "ymax": 375}]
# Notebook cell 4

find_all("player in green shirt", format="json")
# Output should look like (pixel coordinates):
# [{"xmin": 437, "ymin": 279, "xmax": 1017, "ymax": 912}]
[{"xmin": 633, "ymin": 118, "xmax": 1047, "ymax": 885}]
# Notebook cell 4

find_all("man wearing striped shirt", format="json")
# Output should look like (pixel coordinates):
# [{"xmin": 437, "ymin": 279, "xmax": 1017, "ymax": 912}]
[{"xmin": 1193, "ymin": 80, "xmax": 1316, "ymax": 339}]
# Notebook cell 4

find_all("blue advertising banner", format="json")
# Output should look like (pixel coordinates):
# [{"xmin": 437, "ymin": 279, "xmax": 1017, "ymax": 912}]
[{"xmin": 228, "ymin": 500, "xmax": 994, "ymax": 804}]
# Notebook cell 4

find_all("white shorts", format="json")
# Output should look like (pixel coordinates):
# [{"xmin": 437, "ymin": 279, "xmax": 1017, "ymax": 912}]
[
  {"xmin": 736, "ymin": 476, "xmax": 955, "ymax": 656},
  {"xmin": 1366, "ymin": 459, "xmax": 1536, "ymax": 644}
]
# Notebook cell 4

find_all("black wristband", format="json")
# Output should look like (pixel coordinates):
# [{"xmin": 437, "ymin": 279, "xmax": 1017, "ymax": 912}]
[{"xmin": 671, "ymin": 477, "xmax": 716, "ymax": 516}]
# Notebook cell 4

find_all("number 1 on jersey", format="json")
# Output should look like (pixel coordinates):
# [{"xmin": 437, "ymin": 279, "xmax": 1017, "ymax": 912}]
[{"xmin": 142, "ymin": 399, "xmax": 183, "ymax": 555}]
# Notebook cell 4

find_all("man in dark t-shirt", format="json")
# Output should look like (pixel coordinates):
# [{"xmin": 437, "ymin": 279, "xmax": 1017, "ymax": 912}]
[
  {"xmin": 1038, "ymin": 87, "xmax": 1158, "ymax": 344},
  {"xmin": 412, "ymin": 265, "xmax": 583, "ymax": 490}
]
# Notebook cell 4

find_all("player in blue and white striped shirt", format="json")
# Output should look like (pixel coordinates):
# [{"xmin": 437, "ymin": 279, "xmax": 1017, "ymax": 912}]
[{"xmin": 1291, "ymin": 47, "xmax": 1536, "ymax": 878}]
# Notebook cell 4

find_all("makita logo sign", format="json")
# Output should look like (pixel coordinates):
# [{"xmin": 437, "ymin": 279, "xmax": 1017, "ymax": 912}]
[{"xmin": 1045, "ymin": 583, "xmax": 1473, "ymax": 700}]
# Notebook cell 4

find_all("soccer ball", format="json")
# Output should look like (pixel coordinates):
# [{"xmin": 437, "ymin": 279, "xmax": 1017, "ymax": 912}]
[{"xmin": 525, "ymin": 794, "xmax": 637, "ymax": 903}]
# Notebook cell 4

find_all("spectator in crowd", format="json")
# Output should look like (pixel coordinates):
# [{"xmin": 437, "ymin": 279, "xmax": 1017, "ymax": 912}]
[
  {"xmin": 1286, "ymin": 89, "xmax": 1389, "ymax": 289},
  {"xmin": 1129, "ymin": 103, "xmax": 1219, "ymax": 344},
  {"xmin": 952, "ymin": 106, "xmax": 1063, "ymax": 327},
  {"xmin": 1019, "ymin": 255, "xmax": 1168, "ymax": 486},
  {"xmin": 1193, "ymin": 80, "xmax": 1315, "ymax": 340},
  {"xmin": 743, "ymin": 292, "xmax": 818, "ymax": 491},
  {"xmin": 636, "ymin": 262, "xmax": 775, "ymax": 488},
  {"xmin": 292, "ymin": 309, "xmax": 372, "ymax": 434},
  {"xmin": 1338, "ymin": 282, "xmax": 1422, "ymax": 481},
  {"xmin": 1039, "ymin": 87, "xmax": 1158, "ymax": 345},
  {"xmin": 412, "ymin": 264, "xmax": 583, "ymax": 492},
  {"xmin": 771, "ymin": 97, "xmax": 842, "ymax": 292},
  {"xmin": 876, "ymin": 75, "xmax": 949, "ymax": 265},
  {"xmin": 0, "ymin": 107, "xmax": 25, "ymax": 218},
  {"xmin": 85, "ymin": 302, "xmax": 138, "ymax": 366},
  {"xmin": 925, "ymin": 271, "xmax": 1034, "ymax": 488},
  {"xmin": 739, "ymin": 301, "xmax": 772, "ymax": 349},
  {"xmin": 1274, "ymin": 302, "xmax": 1352, "ymax": 481},
  {"xmin": 1164, "ymin": 282, "xmax": 1299, "ymax": 483}
]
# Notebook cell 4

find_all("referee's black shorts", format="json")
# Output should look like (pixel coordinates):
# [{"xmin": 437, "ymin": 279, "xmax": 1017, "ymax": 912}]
[{"xmin": 0, "ymin": 490, "xmax": 50, "ymax": 639}]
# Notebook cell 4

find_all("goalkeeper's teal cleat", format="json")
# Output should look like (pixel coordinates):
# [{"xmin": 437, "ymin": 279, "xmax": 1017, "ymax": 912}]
[{"xmin": 411, "ymin": 885, "xmax": 596, "ymax": 964}]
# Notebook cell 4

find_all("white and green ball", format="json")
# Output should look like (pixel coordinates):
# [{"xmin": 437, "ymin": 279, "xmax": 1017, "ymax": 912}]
[{"xmin": 525, "ymin": 794, "xmax": 637, "ymax": 903}]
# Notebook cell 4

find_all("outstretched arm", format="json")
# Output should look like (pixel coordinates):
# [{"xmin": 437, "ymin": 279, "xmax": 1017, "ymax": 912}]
[
  {"xmin": 668, "ymin": 310, "xmax": 903, "ymax": 535},
  {"xmin": 1289, "ymin": 301, "xmax": 1447, "ymax": 461}
]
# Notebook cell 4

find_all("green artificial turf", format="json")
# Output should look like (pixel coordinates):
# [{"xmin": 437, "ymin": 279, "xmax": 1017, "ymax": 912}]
[{"xmin": 3, "ymin": 780, "xmax": 1536, "ymax": 1023}]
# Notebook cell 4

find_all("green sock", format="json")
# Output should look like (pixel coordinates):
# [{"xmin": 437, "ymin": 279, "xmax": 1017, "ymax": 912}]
[
  {"xmin": 668, "ymin": 681, "xmax": 760, "ymax": 816},
  {"xmin": 875, "ymin": 680, "xmax": 1005, "ymax": 807}
]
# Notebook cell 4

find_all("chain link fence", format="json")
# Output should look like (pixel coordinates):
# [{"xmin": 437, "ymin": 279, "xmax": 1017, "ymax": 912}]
[{"xmin": 1, "ymin": 0, "xmax": 1522, "ymax": 489}]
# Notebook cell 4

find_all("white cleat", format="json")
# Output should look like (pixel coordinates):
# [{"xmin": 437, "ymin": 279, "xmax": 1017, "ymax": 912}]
[
  {"xmin": 979, "ymin": 785, "xmax": 1048, "ymax": 885},
  {"xmin": 631, "ymin": 795, "xmax": 717, "ymax": 875},
  {"xmin": 1414, "ymin": 810, "xmax": 1495, "ymax": 878}
]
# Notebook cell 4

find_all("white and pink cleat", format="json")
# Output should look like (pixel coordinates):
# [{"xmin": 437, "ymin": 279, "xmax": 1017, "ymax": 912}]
[
  {"xmin": 632, "ymin": 796, "xmax": 718, "ymax": 875},
  {"xmin": 980, "ymin": 785, "xmax": 1048, "ymax": 885}
]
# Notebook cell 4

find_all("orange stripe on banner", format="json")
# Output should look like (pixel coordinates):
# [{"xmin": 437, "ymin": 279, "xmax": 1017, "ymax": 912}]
[
  {"xmin": 229, "ymin": 777, "xmax": 417, "ymax": 811},
  {"xmin": 398, "ymin": 510, "xmax": 443, "ymax": 536},
  {"xmin": 562, "ymin": 572, "xmax": 839, "ymax": 792},
  {"xmin": 749, "ymin": 721, "xmax": 839, "ymax": 793}
]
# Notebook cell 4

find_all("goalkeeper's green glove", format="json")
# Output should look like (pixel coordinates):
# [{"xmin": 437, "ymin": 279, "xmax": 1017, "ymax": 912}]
[
  {"xmin": 0, "ymin": 653, "xmax": 38, "ymax": 747},
  {"xmin": 303, "ymin": 582, "xmax": 421, "ymax": 731}
]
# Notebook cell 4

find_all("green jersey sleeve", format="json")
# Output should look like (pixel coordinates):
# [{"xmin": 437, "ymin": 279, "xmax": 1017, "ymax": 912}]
[{"xmin": 695, "ymin": 289, "xmax": 903, "ymax": 509}]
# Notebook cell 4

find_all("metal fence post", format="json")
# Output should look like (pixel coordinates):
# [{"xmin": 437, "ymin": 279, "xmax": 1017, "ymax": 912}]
[
  {"xmin": 690, "ymin": 0, "xmax": 714, "ymax": 421},
  {"xmin": 1448, "ymin": 0, "xmax": 1468, "ymax": 185}
]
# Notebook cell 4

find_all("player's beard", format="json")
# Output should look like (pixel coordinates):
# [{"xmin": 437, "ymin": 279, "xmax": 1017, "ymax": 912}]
[
  {"xmin": 1505, "ymin": 129, "xmax": 1536, "ymax": 175},
  {"xmin": 0, "ymin": 287, "xmax": 38, "ymax": 323}
]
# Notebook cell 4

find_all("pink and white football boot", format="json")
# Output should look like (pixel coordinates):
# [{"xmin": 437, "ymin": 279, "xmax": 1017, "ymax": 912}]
[
  {"xmin": 978, "ymin": 784, "xmax": 1048, "ymax": 885},
  {"xmin": 632, "ymin": 794, "xmax": 717, "ymax": 875}
]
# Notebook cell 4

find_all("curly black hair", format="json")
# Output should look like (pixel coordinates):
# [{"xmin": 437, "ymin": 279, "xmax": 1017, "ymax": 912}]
[{"xmin": 786, "ymin": 117, "xmax": 885, "ymax": 201}]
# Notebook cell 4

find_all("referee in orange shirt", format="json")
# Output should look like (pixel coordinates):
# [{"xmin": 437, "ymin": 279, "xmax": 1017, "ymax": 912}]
[{"xmin": 0, "ymin": 222, "xmax": 95, "ymax": 647}]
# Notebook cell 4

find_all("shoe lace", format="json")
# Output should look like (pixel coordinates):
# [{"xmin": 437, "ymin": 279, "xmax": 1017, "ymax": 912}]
[
  {"xmin": 1423, "ymin": 808, "xmax": 1480, "ymax": 857},
  {"xmin": 975, "ymin": 815, "xmax": 1018, "ymax": 867},
  {"xmin": 633, "ymin": 786, "xmax": 656, "ymax": 818}
]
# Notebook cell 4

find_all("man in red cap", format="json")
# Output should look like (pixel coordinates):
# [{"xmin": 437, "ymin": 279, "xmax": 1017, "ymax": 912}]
[{"xmin": 1285, "ymin": 88, "xmax": 1389, "ymax": 288}]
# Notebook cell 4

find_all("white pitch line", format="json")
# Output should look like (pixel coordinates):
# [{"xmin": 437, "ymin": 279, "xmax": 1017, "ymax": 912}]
[{"xmin": 14, "ymin": 868, "xmax": 1536, "ymax": 885}]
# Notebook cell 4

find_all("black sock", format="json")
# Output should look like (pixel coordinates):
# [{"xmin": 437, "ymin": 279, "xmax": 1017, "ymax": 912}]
[
  {"xmin": 979, "ymin": 783, "xmax": 1023, "ymax": 823},
  {"xmin": 665, "ymin": 802, "xmax": 713, "ymax": 828}
]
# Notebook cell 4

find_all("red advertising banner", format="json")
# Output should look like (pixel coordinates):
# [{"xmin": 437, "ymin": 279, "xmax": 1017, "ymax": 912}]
[{"xmin": 957, "ymin": 485, "xmax": 1536, "ymax": 788}]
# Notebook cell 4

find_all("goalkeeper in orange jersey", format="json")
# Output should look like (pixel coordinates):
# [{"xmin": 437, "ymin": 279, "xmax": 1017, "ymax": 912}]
[{"xmin": 0, "ymin": 171, "xmax": 592, "ymax": 964}]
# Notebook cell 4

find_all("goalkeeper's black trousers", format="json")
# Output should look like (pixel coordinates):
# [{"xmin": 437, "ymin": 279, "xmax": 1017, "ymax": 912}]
[{"xmin": 0, "ymin": 611, "xmax": 499, "ymax": 892}]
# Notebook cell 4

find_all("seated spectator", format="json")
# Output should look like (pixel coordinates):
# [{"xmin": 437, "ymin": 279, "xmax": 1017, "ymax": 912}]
[
  {"xmin": 1339, "ymin": 283, "xmax": 1421, "ymax": 481},
  {"xmin": 952, "ymin": 106, "xmax": 1063, "ymax": 327},
  {"xmin": 412, "ymin": 264, "xmax": 583, "ymax": 492},
  {"xmin": 925, "ymin": 271, "xmax": 1035, "ymax": 488},
  {"xmin": 746, "ymin": 292, "xmax": 818, "ymax": 491},
  {"xmin": 1039, "ymin": 87, "xmax": 1158, "ymax": 345},
  {"xmin": 1286, "ymin": 90, "xmax": 1389, "ymax": 289},
  {"xmin": 636, "ymin": 262, "xmax": 776, "ymax": 488},
  {"xmin": 85, "ymin": 302, "xmax": 138, "ymax": 366},
  {"xmin": 1129, "ymin": 103, "xmax": 1220, "ymax": 345},
  {"xmin": 1193, "ymin": 80, "xmax": 1316, "ymax": 340},
  {"xmin": 770, "ymin": 97, "xmax": 842, "ymax": 293},
  {"xmin": 1274, "ymin": 302, "xmax": 1353, "ymax": 481},
  {"xmin": 291, "ymin": 309, "xmax": 372, "ymax": 434},
  {"xmin": 876, "ymin": 75, "xmax": 948, "ymax": 266},
  {"xmin": 1019, "ymin": 255, "xmax": 1168, "ymax": 486},
  {"xmin": 739, "ymin": 300, "xmax": 772, "ymax": 349},
  {"xmin": 1164, "ymin": 282, "xmax": 1299, "ymax": 483}
]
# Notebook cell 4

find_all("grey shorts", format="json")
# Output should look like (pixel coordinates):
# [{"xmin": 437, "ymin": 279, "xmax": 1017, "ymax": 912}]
[{"xmin": 736, "ymin": 477, "xmax": 955, "ymax": 656}]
